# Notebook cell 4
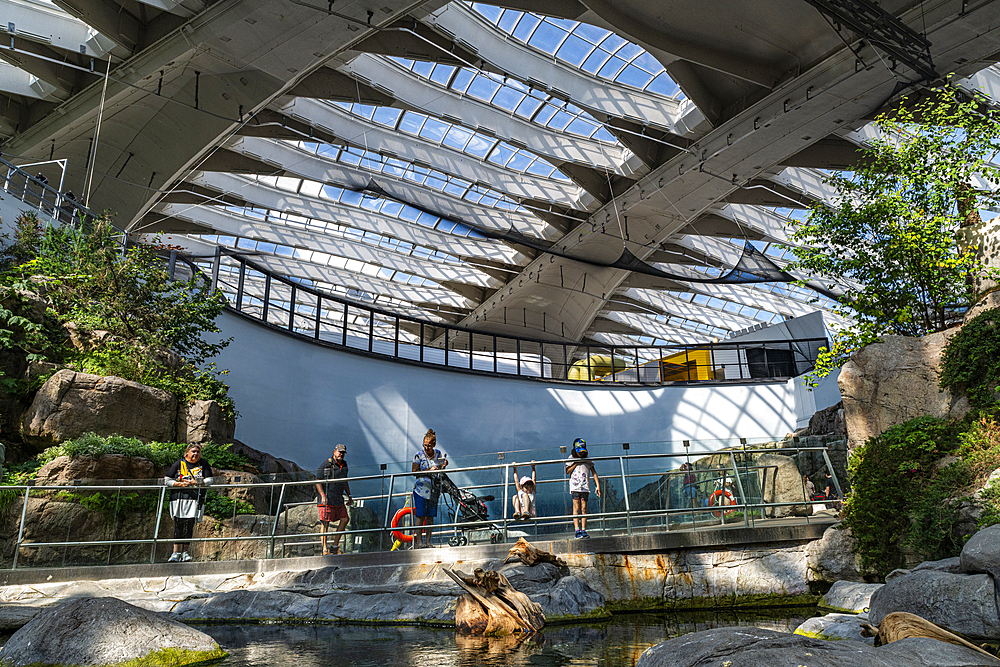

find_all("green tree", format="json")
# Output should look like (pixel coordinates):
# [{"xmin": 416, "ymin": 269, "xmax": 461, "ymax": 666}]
[
  {"xmin": 785, "ymin": 84, "xmax": 1000, "ymax": 381},
  {"xmin": 1, "ymin": 215, "xmax": 236, "ymax": 419}
]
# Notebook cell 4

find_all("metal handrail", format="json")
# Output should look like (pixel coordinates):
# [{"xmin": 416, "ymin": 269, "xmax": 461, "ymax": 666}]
[
  {"xmin": 4, "ymin": 442, "xmax": 845, "ymax": 569},
  {"xmin": 166, "ymin": 249, "xmax": 829, "ymax": 385}
]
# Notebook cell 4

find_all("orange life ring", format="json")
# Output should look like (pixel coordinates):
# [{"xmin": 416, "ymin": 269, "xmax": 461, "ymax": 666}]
[
  {"xmin": 708, "ymin": 489, "xmax": 736, "ymax": 518},
  {"xmin": 391, "ymin": 506, "xmax": 414, "ymax": 543}
]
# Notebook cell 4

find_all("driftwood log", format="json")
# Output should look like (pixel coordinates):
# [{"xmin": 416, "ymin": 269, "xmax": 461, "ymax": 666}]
[
  {"xmin": 504, "ymin": 537, "xmax": 564, "ymax": 566},
  {"xmin": 860, "ymin": 612, "xmax": 998, "ymax": 660},
  {"xmin": 446, "ymin": 567, "xmax": 544, "ymax": 635}
]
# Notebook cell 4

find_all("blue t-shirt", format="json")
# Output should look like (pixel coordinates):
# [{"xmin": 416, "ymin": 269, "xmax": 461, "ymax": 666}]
[{"xmin": 413, "ymin": 448, "xmax": 443, "ymax": 499}]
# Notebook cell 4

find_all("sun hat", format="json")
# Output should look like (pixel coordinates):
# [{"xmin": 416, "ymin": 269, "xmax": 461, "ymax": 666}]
[{"xmin": 520, "ymin": 476, "xmax": 534, "ymax": 487}]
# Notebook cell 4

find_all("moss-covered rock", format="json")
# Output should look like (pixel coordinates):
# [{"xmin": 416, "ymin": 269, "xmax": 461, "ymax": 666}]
[{"xmin": 0, "ymin": 597, "xmax": 225, "ymax": 667}]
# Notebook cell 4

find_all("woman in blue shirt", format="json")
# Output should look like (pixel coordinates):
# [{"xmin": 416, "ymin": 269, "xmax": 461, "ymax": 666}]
[{"xmin": 411, "ymin": 428, "xmax": 447, "ymax": 548}]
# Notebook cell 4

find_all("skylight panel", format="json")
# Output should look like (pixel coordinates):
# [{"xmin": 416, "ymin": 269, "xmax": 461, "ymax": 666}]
[
  {"xmin": 372, "ymin": 107, "xmax": 402, "ymax": 128},
  {"xmin": 511, "ymin": 13, "xmax": 540, "ymax": 42},
  {"xmin": 398, "ymin": 111, "xmax": 425, "ymax": 135},
  {"xmin": 466, "ymin": 74, "xmax": 502, "ymax": 102},
  {"xmin": 490, "ymin": 84, "xmax": 524, "ymax": 111},
  {"xmin": 527, "ymin": 19, "xmax": 567, "ymax": 54},
  {"xmin": 556, "ymin": 34, "xmax": 594, "ymax": 68},
  {"xmin": 429, "ymin": 63, "xmax": 456, "ymax": 87}
]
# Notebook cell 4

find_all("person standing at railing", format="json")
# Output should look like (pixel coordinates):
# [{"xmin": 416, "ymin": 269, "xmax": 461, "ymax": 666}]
[
  {"xmin": 412, "ymin": 428, "xmax": 447, "ymax": 548},
  {"xmin": 164, "ymin": 444, "xmax": 214, "ymax": 563},
  {"xmin": 566, "ymin": 438, "xmax": 600, "ymax": 539},
  {"xmin": 315, "ymin": 443, "xmax": 353, "ymax": 556},
  {"xmin": 511, "ymin": 461, "xmax": 536, "ymax": 520},
  {"xmin": 681, "ymin": 463, "xmax": 697, "ymax": 507},
  {"xmin": 804, "ymin": 474, "xmax": 816, "ymax": 499}
]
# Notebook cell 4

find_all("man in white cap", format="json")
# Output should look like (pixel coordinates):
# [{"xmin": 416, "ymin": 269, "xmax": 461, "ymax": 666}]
[{"xmin": 315, "ymin": 444, "xmax": 352, "ymax": 555}]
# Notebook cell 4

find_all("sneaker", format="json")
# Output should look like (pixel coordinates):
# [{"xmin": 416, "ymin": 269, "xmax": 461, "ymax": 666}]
[
  {"xmin": 580, "ymin": 530, "xmax": 590, "ymax": 538},
  {"xmin": 574, "ymin": 529, "xmax": 582, "ymax": 539},
  {"xmin": 167, "ymin": 552, "xmax": 182, "ymax": 563},
  {"xmin": 180, "ymin": 552, "xmax": 193, "ymax": 562}
]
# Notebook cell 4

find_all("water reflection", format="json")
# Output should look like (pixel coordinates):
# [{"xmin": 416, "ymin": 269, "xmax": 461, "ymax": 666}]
[{"xmin": 202, "ymin": 608, "xmax": 816, "ymax": 667}]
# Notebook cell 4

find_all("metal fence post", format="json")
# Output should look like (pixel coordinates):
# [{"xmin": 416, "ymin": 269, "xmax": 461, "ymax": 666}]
[
  {"xmin": 821, "ymin": 449, "xmax": 844, "ymax": 498},
  {"xmin": 12, "ymin": 487, "xmax": 30, "ymax": 570},
  {"xmin": 268, "ymin": 483, "xmax": 287, "ymax": 559},
  {"xmin": 619, "ymin": 457, "xmax": 631, "ymax": 535},
  {"xmin": 502, "ymin": 463, "xmax": 510, "ymax": 537},
  {"xmin": 383, "ymin": 475, "xmax": 396, "ymax": 534},
  {"xmin": 150, "ymin": 484, "xmax": 167, "ymax": 563},
  {"xmin": 728, "ymin": 452, "xmax": 749, "ymax": 528}
]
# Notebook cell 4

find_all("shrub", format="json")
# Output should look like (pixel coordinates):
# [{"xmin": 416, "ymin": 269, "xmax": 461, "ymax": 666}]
[
  {"xmin": 842, "ymin": 415, "xmax": 962, "ymax": 574},
  {"xmin": 940, "ymin": 307, "xmax": 1000, "ymax": 408},
  {"xmin": 843, "ymin": 411, "xmax": 1000, "ymax": 575},
  {"xmin": 40, "ymin": 433, "xmax": 248, "ymax": 470}
]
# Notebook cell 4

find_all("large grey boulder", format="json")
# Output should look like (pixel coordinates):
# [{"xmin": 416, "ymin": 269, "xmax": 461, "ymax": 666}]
[
  {"xmin": 821, "ymin": 580, "xmax": 883, "ymax": 613},
  {"xmin": 634, "ymin": 627, "xmax": 1000, "ymax": 667},
  {"xmin": 868, "ymin": 570, "xmax": 1000, "ymax": 639},
  {"xmin": 20, "ymin": 370, "xmax": 178, "ymax": 446},
  {"xmin": 961, "ymin": 524, "xmax": 1000, "ymax": 574},
  {"xmin": 806, "ymin": 524, "xmax": 868, "ymax": 582},
  {"xmin": 34, "ymin": 454, "xmax": 157, "ymax": 485},
  {"xmin": 839, "ymin": 332, "xmax": 968, "ymax": 452},
  {"xmin": 794, "ymin": 613, "xmax": 872, "ymax": 643},
  {"xmin": 176, "ymin": 399, "xmax": 235, "ymax": 445},
  {"xmin": 528, "ymin": 575, "xmax": 606, "ymax": 619},
  {"xmin": 759, "ymin": 453, "xmax": 811, "ymax": 517},
  {"xmin": 0, "ymin": 596, "xmax": 224, "ymax": 667}
]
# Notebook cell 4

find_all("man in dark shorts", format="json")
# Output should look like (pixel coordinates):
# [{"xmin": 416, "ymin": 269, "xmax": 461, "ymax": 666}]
[{"xmin": 315, "ymin": 444, "xmax": 353, "ymax": 555}]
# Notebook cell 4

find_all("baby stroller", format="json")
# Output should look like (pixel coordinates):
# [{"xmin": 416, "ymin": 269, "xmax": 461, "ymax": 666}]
[{"xmin": 436, "ymin": 473, "xmax": 504, "ymax": 546}]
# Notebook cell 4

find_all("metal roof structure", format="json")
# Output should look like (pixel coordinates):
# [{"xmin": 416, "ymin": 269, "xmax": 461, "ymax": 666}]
[{"xmin": 3, "ymin": 0, "xmax": 1000, "ymax": 350}]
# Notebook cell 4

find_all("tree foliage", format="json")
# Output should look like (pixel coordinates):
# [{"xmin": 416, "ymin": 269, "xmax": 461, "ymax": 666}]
[
  {"xmin": 0, "ymin": 213, "xmax": 236, "ymax": 419},
  {"xmin": 785, "ymin": 84, "xmax": 1000, "ymax": 380}
]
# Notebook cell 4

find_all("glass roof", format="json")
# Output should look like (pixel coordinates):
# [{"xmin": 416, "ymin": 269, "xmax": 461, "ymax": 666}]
[
  {"xmin": 388, "ymin": 57, "xmax": 620, "ymax": 143},
  {"xmin": 330, "ymin": 100, "xmax": 573, "ymax": 181},
  {"xmin": 468, "ymin": 2, "xmax": 684, "ymax": 100},
  {"xmin": 281, "ymin": 139, "xmax": 548, "ymax": 231}
]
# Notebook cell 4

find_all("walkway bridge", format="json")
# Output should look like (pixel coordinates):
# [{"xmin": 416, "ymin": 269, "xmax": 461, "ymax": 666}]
[{"xmin": 2, "ymin": 437, "xmax": 844, "ymax": 576}]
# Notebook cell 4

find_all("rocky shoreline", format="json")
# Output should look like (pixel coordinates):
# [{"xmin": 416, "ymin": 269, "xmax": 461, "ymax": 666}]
[{"xmin": 0, "ymin": 522, "xmax": 848, "ymax": 631}]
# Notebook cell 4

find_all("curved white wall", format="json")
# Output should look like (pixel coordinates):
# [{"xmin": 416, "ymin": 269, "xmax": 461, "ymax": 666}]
[{"xmin": 215, "ymin": 311, "xmax": 842, "ymax": 471}]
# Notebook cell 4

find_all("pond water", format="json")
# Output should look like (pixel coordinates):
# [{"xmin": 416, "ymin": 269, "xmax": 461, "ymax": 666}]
[{"xmin": 200, "ymin": 608, "xmax": 819, "ymax": 667}]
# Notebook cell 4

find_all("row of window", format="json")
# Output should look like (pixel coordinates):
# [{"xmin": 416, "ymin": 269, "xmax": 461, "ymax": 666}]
[
  {"xmin": 388, "ymin": 57, "xmax": 619, "ymax": 144},
  {"xmin": 330, "ymin": 97, "xmax": 578, "ymax": 180}
]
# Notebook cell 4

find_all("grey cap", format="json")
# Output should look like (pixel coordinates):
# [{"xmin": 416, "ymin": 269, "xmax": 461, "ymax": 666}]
[{"xmin": 334, "ymin": 443, "xmax": 347, "ymax": 453}]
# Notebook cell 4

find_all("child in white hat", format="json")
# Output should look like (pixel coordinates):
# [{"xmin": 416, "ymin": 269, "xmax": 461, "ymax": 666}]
[{"xmin": 511, "ymin": 461, "xmax": 536, "ymax": 520}]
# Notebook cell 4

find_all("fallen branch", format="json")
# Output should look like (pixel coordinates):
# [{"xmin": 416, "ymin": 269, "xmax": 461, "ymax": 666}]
[
  {"xmin": 860, "ymin": 611, "xmax": 998, "ymax": 660},
  {"xmin": 504, "ymin": 538, "xmax": 564, "ymax": 566}
]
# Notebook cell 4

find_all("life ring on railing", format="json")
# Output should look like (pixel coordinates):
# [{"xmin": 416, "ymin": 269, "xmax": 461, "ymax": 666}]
[
  {"xmin": 708, "ymin": 489, "xmax": 736, "ymax": 518},
  {"xmin": 391, "ymin": 506, "xmax": 415, "ymax": 543}
]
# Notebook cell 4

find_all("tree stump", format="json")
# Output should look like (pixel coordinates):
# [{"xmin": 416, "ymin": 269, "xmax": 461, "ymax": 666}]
[
  {"xmin": 860, "ymin": 611, "xmax": 997, "ymax": 659},
  {"xmin": 504, "ymin": 537, "xmax": 564, "ymax": 566},
  {"xmin": 446, "ymin": 567, "xmax": 544, "ymax": 635}
]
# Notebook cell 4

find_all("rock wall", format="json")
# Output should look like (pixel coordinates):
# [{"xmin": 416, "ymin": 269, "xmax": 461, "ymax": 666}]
[
  {"xmin": 19, "ymin": 370, "xmax": 234, "ymax": 447},
  {"xmin": 838, "ymin": 295, "xmax": 1000, "ymax": 453},
  {"xmin": 839, "ymin": 332, "xmax": 969, "ymax": 452},
  {"xmin": 0, "ymin": 526, "xmax": 861, "ymax": 631}
]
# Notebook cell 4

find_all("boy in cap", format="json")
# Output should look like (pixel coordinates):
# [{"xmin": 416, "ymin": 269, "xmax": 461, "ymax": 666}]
[{"xmin": 316, "ymin": 444, "xmax": 353, "ymax": 555}]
